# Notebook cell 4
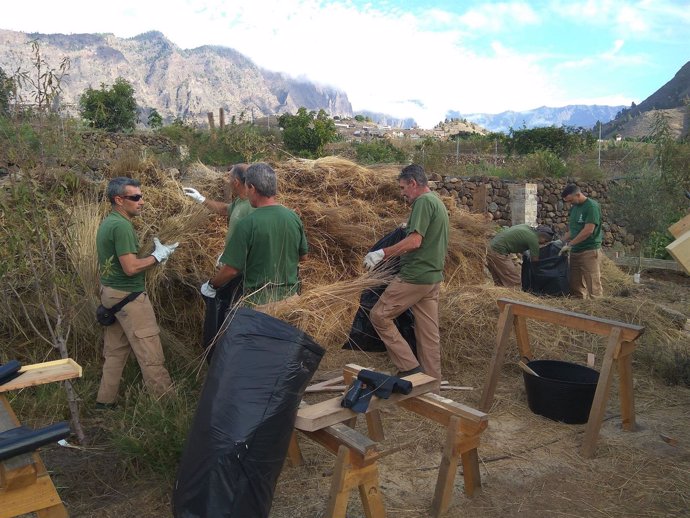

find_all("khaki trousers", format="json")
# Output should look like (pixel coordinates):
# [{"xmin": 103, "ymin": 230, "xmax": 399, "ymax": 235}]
[
  {"xmin": 370, "ymin": 278, "xmax": 442, "ymax": 383},
  {"xmin": 569, "ymin": 249, "xmax": 603, "ymax": 299},
  {"xmin": 486, "ymin": 248, "xmax": 522, "ymax": 288},
  {"xmin": 97, "ymin": 286, "xmax": 172, "ymax": 404}
]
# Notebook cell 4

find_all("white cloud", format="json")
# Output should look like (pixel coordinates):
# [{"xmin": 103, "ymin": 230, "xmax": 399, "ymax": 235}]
[{"xmin": 458, "ymin": 2, "xmax": 540, "ymax": 32}]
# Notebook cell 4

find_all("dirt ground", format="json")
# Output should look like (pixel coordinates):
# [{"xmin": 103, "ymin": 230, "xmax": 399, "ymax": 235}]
[{"xmin": 37, "ymin": 271, "xmax": 690, "ymax": 517}]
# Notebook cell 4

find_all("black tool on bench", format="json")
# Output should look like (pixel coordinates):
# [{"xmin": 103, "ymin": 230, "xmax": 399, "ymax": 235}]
[
  {"xmin": 0, "ymin": 360, "xmax": 22, "ymax": 386},
  {"xmin": 341, "ymin": 369, "xmax": 413, "ymax": 413},
  {"xmin": 0, "ymin": 422, "xmax": 71, "ymax": 461}
]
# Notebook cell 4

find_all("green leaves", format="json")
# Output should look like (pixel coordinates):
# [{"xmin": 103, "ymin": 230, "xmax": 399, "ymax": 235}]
[
  {"xmin": 79, "ymin": 77, "xmax": 138, "ymax": 132},
  {"xmin": 278, "ymin": 107, "xmax": 338, "ymax": 158}
]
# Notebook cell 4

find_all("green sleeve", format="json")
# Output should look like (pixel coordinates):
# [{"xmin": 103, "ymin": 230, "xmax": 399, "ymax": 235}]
[
  {"xmin": 299, "ymin": 223, "xmax": 308, "ymax": 256},
  {"xmin": 528, "ymin": 234, "xmax": 540, "ymax": 258},
  {"xmin": 221, "ymin": 219, "xmax": 249, "ymax": 271},
  {"xmin": 113, "ymin": 222, "xmax": 139, "ymax": 257},
  {"xmin": 584, "ymin": 202, "xmax": 601, "ymax": 224},
  {"xmin": 407, "ymin": 197, "xmax": 433, "ymax": 237}
]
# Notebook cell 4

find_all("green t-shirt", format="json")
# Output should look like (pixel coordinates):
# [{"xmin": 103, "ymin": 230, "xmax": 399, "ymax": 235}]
[
  {"xmin": 221, "ymin": 205, "xmax": 308, "ymax": 305},
  {"xmin": 96, "ymin": 211, "xmax": 145, "ymax": 292},
  {"xmin": 568, "ymin": 198, "xmax": 603, "ymax": 252},
  {"xmin": 490, "ymin": 224, "xmax": 540, "ymax": 257},
  {"xmin": 224, "ymin": 198, "xmax": 255, "ymax": 247},
  {"xmin": 399, "ymin": 192, "xmax": 449, "ymax": 284}
]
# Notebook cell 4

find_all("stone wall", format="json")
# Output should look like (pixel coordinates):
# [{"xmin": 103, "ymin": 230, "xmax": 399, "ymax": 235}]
[{"xmin": 429, "ymin": 174, "xmax": 633, "ymax": 250}]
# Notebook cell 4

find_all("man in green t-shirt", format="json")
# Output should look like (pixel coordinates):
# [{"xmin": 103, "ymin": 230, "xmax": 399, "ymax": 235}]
[
  {"xmin": 96, "ymin": 177, "xmax": 179, "ymax": 407},
  {"xmin": 200, "ymin": 163, "xmax": 308, "ymax": 306},
  {"xmin": 487, "ymin": 224, "xmax": 555, "ymax": 287},
  {"xmin": 364, "ymin": 164, "xmax": 449, "ymax": 387},
  {"xmin": 561, "ymin": 184, "xmax": 604, "ymax": 298}
]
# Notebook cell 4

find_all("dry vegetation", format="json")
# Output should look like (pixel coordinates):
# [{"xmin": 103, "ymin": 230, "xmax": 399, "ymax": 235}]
[{"xmin": 2, "ymin": 154, "xmax": 690, "ymax": 517}]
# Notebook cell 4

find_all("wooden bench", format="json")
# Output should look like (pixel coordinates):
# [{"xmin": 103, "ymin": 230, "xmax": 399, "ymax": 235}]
[
  {"xmin": 479, "ymin": 298, "xmax": 644, "ymax": 458},
  {"xmin": 292, "ymin": 364, "xmax": 488, "ymax": 518},
  {"xmin": 0, "ymin": 359, "xmax": 82, "ymax": 518}
]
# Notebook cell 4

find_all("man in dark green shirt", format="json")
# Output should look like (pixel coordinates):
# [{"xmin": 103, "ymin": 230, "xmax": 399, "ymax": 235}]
[
  {"xmin": 561, "ymin": 184, "xmax": 604, "ymax": 298},
  {"xmin": 487, "ymin": 224, "xmax": 554, "ymax": 287},
  {"xmin": 96, "ymin": 177, "xmax": 179, "ymax": 407},
  {"xmin": 201, "ymin": 163, "xmax": 308, "ymax": 306},
  {"xmin": 365, "ymin": 164, "xmax": 449, "ymax": 387}
]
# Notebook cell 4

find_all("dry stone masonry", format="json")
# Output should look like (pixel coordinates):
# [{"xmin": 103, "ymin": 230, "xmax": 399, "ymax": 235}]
[{"xmin": 429, "ymin": 175, "xmax": 632, "ymax": 250}]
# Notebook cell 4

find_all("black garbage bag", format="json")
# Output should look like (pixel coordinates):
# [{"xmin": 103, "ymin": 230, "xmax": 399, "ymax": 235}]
[
  {"xmin": 201, "ymin": 275, "xmax": 243, "ymax": 362},
  {"xmin": 343, "ymin": 227, "xmax": 417, "ymax": 355},
  {"xmin": 522, "ymin": 242, "xmax": 570, "ymax": 296},
  {"xmin": 173, "ymin": 308, "xmax": 325, "ymax": 518}
]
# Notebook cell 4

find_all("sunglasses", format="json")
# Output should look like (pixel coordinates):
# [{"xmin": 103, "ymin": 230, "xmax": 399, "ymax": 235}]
[{"xmin": 120, "ymin": 194, "xmax": 143, "ymax": 201}]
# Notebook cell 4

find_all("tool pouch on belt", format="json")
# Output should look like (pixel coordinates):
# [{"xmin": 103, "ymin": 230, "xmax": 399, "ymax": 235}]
[{"xmin": 96, "ymin": 291, "xmax": 142, "ymax": 326}]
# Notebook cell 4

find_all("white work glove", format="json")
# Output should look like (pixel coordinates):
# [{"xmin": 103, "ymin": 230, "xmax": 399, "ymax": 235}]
[
  {"xmin": 558, "ymin": 244, "xmax": 572, "ymax": 256},
  {"xmin": 151, "ymin": 237, "xmax": 179, "ymax": 263},
  {"xmin": 200, "ymin": 281, "xmax": 217, "ymax": 298},
  {"xmin": 182, "ymin": 187, "xmax": 206, "ymax": 204},
  {"xmin": 363, "ymin": 249, "xmax": 385, "ymax": 270}
]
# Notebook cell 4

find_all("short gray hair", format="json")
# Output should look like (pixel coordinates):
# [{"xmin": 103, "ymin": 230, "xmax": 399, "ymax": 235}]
[
  {"xmin": 246, "ymin": 163, "xmax": 277, "ymax": 197},
  {"xmin": 398, "ymin": 164, "xmax": 428, "ymax": 186},
  {"xmin": 107, "ymin": 177, "xmax": 140, "ymax": 204},
  {"xmin": 230, "ymin": 163, "xmax": 249, "ymax": 183}
]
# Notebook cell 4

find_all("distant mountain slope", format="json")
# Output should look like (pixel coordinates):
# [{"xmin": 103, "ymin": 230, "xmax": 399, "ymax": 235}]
[
  {"xmin": 602, "ymin": 61, "xmax": 690, "ymax": 139},
  {"xmin": 0, "ymin": 29, "xmax": 353, "ymax": 124},
  {"xmin": 449, "ymin": 105, "xmax": 625, "ymax": 134}
]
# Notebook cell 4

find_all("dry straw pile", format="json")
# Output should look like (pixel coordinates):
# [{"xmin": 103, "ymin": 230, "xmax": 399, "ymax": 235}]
[{"xmin": 4, "ymin": 154, "xmax": 689, "ymax": 384}]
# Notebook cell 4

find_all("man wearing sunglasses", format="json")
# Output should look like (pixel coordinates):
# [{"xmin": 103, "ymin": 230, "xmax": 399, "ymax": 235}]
[{"xmin": 95, "ymin": 177, "xmax": 179, "ymax": 408}]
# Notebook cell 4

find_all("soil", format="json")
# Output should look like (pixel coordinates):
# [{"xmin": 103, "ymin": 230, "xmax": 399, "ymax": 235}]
[{"xmin": 33, "ymin": 274, "xmax": 690, "ymax": 517}]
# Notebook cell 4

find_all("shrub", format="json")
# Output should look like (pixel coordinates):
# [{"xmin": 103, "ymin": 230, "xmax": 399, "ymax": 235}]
[
  {"xmin": 515, "ymin": 150, "xmax": 567, "ymax": 178},
  {"xmin": 354, "ymin": 140, "xmax": 407, "ymax": 164},
  {"xmin": 278, "ymin": 108, "xmax": 338, "ymax": 158},
  {"xmin": 79, "ymin": 77, "xmax": 138, "ymax": 132}
]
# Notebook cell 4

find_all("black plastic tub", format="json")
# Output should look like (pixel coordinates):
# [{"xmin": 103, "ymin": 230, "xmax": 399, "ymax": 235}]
[{"xmin": 523, "ymin": 360, "xmax": 599, "ymax": 424}]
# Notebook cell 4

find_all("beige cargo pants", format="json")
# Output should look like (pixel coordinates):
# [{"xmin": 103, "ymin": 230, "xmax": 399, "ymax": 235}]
[
  {"xmin": 96, "ymin": 286, "xmax": 172, "ymax": 404},
  {"xmin": 569, "ymin": 249, "xmax": 603, "ymax": 299},
  {"xmin": 486, "ymin": 248, "xmax": 522, "ymax": 288},
  {"xmin": 370, "ymin": 278, "xmax": 442, "ymax": 383}
]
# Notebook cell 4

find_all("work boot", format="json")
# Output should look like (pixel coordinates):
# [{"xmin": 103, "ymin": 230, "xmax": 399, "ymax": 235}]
[{"xmin": 396, "ymin": 366, "xmax": 422, "ymax": 378}]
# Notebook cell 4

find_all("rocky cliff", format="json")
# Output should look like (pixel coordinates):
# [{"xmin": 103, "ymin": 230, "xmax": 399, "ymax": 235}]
[{"xmin": 0, "ymin": 29, "xmax": 353, "ymax": 124}]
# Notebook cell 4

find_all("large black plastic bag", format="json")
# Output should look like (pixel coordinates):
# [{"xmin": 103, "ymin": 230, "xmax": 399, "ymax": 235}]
[
  {"xmin": 343, "ymin": 227, "xmax": 417, "ymax": 354},
  {"xmin": 522, "ymin": 242, "xmax": 570, "ymax": 296},
  {"xmin": 201, "ymin": 275, "xmax": 243, "ymax": 362},
  {"xmin": 173, "ymin": 307, "xmax": 325, "ymax": 518}
]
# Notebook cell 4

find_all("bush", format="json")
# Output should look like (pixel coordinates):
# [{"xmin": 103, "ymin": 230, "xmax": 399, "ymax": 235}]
[
  {"xmin": 507, "ymin": 125, "xmax": 596, "ymax": 157},
  {"xmin": 278, "ymin": 108, "xmax": 338, "ymax": 158},
  {"xmin": 515, "ymin": 150, "xmax": 567, "ymax": 178},
  {"xmin": 354, "ymin": 140, "xmax": 407, "ymax": 164},
  {"xmin": 79, "ymin": 77, "xmax": 138, "ymax": 132}
]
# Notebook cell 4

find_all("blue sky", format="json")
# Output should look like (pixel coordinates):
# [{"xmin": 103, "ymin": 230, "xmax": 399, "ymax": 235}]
[{"xmin": 3, "ymin": 0, "xmax": 689, "ymax": 127}]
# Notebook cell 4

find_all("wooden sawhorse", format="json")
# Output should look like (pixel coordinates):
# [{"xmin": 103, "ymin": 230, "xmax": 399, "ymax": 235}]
[
  {"xmin": 479, "ymin": 298, "xmax": 644, "ymax": 458},
  {"xmin": 292, "ymin": 364, "xmax": 488, "ymax": 518},
  {"xmin": 0, "ymin": 359, "xmax": 82, "ymax": 518}
]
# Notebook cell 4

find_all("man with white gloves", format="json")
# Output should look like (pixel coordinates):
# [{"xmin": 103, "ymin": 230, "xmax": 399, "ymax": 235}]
[
  {"xmin": 183, "ymin": 164, "xmax": 254, "ymax": 264},
  {"xmin": 365, "ymin": 164, "xmax": 449, "ymax": 386},
  {"xmin": 201, "ymin": 163, "xmax": 308, "ymax": 306},
  {"xmin": 95, "ymin": 177, "xmax": 178, "ymax": 408}
]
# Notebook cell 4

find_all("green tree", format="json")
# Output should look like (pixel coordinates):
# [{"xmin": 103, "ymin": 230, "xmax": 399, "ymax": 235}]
[
  {"xmin": 79, "ymin": 77, "xmax": 138, "ymax": 132},
  {"xmin": 355, "ymin": 140, "xmax": 407, "ymax": 164},
  {"xmin": 147, "ymin": 108, "xmax": 163, "ymax": 129},
  {"xmin": 278, "ymin": 107, "xmax": 338, "ymax": 158},
  {"xmin": 507, "ymin": 125, "xmax": 595, "ymax": 158},
  {"xmin": 0, "ymin": 67, "xmax": 11, "ymax": 116}
]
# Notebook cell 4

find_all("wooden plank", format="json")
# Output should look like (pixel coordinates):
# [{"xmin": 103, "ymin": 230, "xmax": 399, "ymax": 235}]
[
  {"xmin": 668, "ymin": 213, "xmax": 690, "ymax": 239},
  {"xmin": 307, "ymin": 376, "xmax": 345, "ymax": 391},
  {"xmin": 460, "ymin": 449, "xmax": 481, "ymax": 497},
  {"xmin": 581, "ymin": 327, "xmax": 621, "ymax": 458},
  {"xmin": 496, "ymin": 299, "xmax": 644, "ymax": 341},
  {"xmin": 301, "ymin": 423, "xmax": 381, "ymax": 459},
  {"xmin": 431, "ymin": 416, "xmax": 462, "ymax": 517},
  {"xmin": 0, "ymin": 359, "xmax": 82, "ymax": 393},
  {"xmin": 618, "ymin": 353, "xmax": 636, "ymax": 432},
  {"xmin": 0, "ymin": 474, "xmax": 66, "ymax": 518},
  {"xmin": 296, "ymin": 372, "xmax": 437, "ymax": 432},
  {"xmin": 365, "ymin": 411, "xmax": 385, "ymax": 442},
  {"xmin": 286, "ymin": 431, "xmax": 303, "ymax": 467},
  {"xmin": 358, "ymin": 463, "xmax": 386, "ymax": 518},
  {"xmin": 325, "ymin": 446, "xmax": 353, "ymax": 518},
  {"xmin": 479, "ymin": 304, "xmax": 515, "ymax": 412},
  {"xmin": 514, "ymin": 315, "xmax": 531, "ymax": 360},
  {"xmin": 399, "ymin": 393, "xmax": 488, "ymax": 427},
  {"xmin": 666, "ymin": 232, "xmax": 690, "ymax": 275}
]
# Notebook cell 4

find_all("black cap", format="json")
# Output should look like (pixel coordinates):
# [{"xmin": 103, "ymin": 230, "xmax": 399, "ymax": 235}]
[{"xmin": 536, "ymin": 225, "xmax": 555, "ymax": 237}]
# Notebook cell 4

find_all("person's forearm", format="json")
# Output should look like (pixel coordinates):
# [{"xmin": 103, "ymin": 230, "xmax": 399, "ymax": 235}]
[
  {"xmin": 382, "ymin": 233, "xmax": 422, "ymax": 258},
  {"xmin": 210, "ymin": 264, "xmax": 240, "ymax": 288},
  {"xmin": 203, "ymin": 198, "xmax": 229, "ymax": 216},
  {"xmin": 120, "ymin": 254, "xmax": 158, "ymax": 276}
]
